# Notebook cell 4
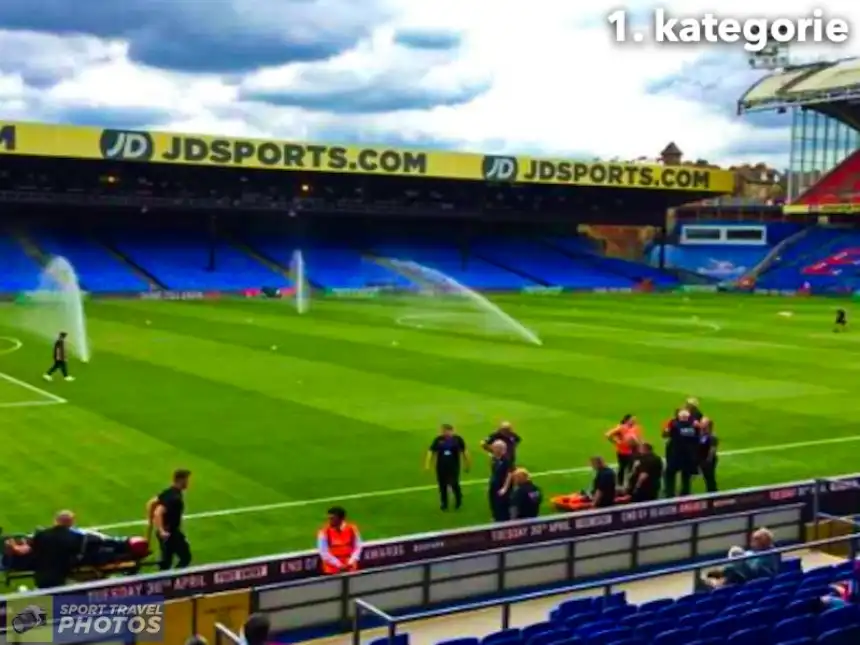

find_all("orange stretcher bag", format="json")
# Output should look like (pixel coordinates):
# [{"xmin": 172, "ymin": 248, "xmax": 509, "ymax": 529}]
[{"xmin": 551, "ymin": 492, "xmax": 632, "ymax": 512}]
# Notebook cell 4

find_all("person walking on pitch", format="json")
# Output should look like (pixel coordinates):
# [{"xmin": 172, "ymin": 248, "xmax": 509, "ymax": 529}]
[{"xmin": 43, "ymin": 332, "xmax": 74, "ymax": 382}]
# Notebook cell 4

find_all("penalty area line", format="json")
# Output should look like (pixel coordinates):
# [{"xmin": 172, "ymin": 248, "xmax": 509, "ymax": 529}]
[{"xmin": 91, "ymin": 434, "xmax": 860, "ymax": 532}]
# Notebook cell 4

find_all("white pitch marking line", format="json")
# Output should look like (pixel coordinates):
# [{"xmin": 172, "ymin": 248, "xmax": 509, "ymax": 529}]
[
  {"xmin": 0, "ymin": 337, "xmax": 23, "ymax": 356},
  {"xmin": 0, "ymin": 400, "xmax": 65, "ymax": 409},
  {"xmin": 0, "ymin": 372, "xmax": 68, "ymax": 404},
  {"xmin": 0, "ymin": 337, "xmax": 67, "ymax": 405},
  {"xmin": 91, "ymin": 434, "xmax": 860, "ymax": 531}
]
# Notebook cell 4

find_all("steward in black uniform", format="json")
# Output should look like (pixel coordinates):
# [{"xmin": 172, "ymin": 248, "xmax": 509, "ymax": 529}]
[
  {"xmin": 488, "ymin": 442, "xmax": 513, "ymax": 522},
  {"xmin": 698, "ymin": 418, "xmax": 719, "ymax": 493},
  {"xmin": 629, "ymin": 443, "xmax": 663, "ymax": 503},
  {"xmin": 511, "ymin": 469, "xmax": 542, "ymax": 519},
  {"xmin": 590, "ymin": 456, "xmax": 616, "ymax": 508},
  {"xmin": 148, "ymin": 468, "xmax": 192, "ymax": 570},
  {"xmin": 663, "ymin": 409, "xmax": 700, "ymax": 497},
  {"xmin": 482, "ymin": 422, "xmax": 521, "ymax": 467},
  {"xmin": 30, "ymin": 510, "xmax": 84, "ymax": 589},
  {"xmin": 427, "ymin": 424, "xmax": 470, "ymax": 510}
]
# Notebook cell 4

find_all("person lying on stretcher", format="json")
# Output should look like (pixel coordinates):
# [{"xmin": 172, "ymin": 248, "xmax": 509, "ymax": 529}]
[{"xmin": 2, "ymin": 510, "xmax": 150, "ymax": 589}]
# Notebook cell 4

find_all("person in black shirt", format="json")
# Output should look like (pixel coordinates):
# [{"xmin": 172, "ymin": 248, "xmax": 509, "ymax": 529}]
[
  {"xmin": 427, "ymin": 424, "xmax": 471, "ymax": 510},
  {"xmin": 698, "ymin": 417, "xmax": 719, "ymax": 493},
  {"xmin": 147, "ymin": 468, "xmax": 192, "ymax": 570},
  {"xmin": 482, "ymin": 421, "xmax": 521, "ymax": 467},
  {"xmin": 590, "ymin": 456, "xmax": 616, "ymax": 508},
  {"xmin": 43, "ymin": 332, "xmax": 74, "ymax": 382},
  {"xmin": 663, "ymin": 409, "xmax": 700, "ymax": 497},
  {"xmin": 27, "ymin": 510, "xmax": 84, "ymax": 589},
  {"xmin": 488, "ymin": 440, "xmax": 513, "ymax": 521},
  {"xmin": 629, "ymin": 443, "xmax": 663, "ymax": 503},
  {"xmin": 510, "ymin": 469, "xmax": 542, "ymax": 519},
  {"xmin": 835, "ymin": 308, "xmax": 848, "ymax": 332}
]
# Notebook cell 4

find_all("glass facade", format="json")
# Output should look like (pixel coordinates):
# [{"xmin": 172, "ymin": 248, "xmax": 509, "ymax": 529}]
[{"xmin": 788, "ymin": 107, "xmax": 860, "ymax": 199}]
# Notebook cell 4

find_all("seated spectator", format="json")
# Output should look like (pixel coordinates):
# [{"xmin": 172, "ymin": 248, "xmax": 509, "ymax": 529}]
[
  {"xmin": 699, "ymin": 528, "xmax": 779, "ymax": 590},
  {"xmin": 241, "ymin": 613, "xmax": 271, "ymax": 645}
]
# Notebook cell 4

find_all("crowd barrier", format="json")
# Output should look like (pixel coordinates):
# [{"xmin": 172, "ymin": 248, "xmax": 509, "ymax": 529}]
[
  {"xmin": 1, "ymin": 475, "xmax": 858, "ymax": 645},
  {"xmin": 350, "ymin": 533, "xmax": 860, "ymax": 645}
]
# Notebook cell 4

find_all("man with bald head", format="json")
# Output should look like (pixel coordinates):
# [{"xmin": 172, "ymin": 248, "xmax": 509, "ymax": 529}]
[
  {"xmin": 30, "ymin": 510, "xmax": 84, "ymax": 589},
  {"xmin": 482, "ymin": 421, "xmax": 521, "ymax": 467}
]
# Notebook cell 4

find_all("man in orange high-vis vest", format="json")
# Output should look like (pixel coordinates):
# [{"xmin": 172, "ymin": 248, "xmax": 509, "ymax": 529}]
[
  {"xmin": 318, "ymin": 506, "xmax": 362, "ymax": 575},
  {"xmin": 605, "ymin": 414, "xmax": 642, "ymax": 488}
]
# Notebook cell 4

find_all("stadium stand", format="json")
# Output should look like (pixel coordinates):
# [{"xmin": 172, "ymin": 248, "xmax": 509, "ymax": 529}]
[
  {"xmin": 757, "ymin": 227, "xmax": 860, "ymax": 291},
  {"xmin": 30, "ymin": 231, "xmax": 151, "ymax": 292},
  {"xmin": 467, "ymin": 238, "xmax": 634, "ymax": 288},
  {"xmin": 371, "ymin": 241, "xmax": 537, "ymax": 290},
  {"xmin": 0, "ymin": 235, "xmax": 40, "ymax": 292},
  {"xmin": 106, "ymin": 231, "xmax": 289, "ymax": 291},
  {"xmin": 358, "ymin": 558, "xmax": 860, "ymax": 645}
]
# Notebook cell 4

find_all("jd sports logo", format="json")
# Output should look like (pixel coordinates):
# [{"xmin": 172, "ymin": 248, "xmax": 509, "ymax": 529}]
[
  {"xmin": 482, "ymin": 155, "xmax": 518, "ymax": 181},
  {"xmin": 99, "ymin": 130, "xmax": 154, "ymax": 161}
]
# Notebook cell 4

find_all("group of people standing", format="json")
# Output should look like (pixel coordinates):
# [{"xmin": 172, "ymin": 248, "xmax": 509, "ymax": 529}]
[
  {"xmin": 426, "ymin": 421, "xmax": 542, "ymax": 522},
  {"xmin": 604, "ymin": 397, "xmax": 719, "ymax": 503},
  {"xmin": 425, "ymin": 397, "xmax": 719, "ymax": 525}
]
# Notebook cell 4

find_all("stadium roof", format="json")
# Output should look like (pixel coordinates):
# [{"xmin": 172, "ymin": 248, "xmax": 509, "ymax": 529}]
[{"xmin": 737, "ymin": 58, "xmax": 860, "ymax": 130}]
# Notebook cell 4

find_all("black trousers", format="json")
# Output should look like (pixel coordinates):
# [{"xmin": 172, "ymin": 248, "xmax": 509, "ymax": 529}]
[
  {"xmin": 489, "ymin": 491, "xmax": 510, "ymax": 522},
  {"xmin": 631, "ymin": 487, "xmax": 659, "ymax": 504},
  {"xmin": 617, "ymin": 453, "xmax": 634, "ymax": 487},
  {"xmin": 437, "ymin": 469, "xmax": 462, "ymax": 509},
  {"xmin": 47, "ymin": 360, "xmax": 68, "ymax": 377},
  {"xmin": 664, "ymin": 461, "xmax": 696, "ymax": 497},
  {"xmin": 701, "ymin": 457, "xmax": 718, "ymax": 493},
  {"xmin": 159, "ymin": 530, "xmax": 192, "ymax": 570}
]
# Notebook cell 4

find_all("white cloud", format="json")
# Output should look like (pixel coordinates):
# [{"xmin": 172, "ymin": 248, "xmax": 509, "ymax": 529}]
[{"xmin": 1, "ymin": 0, "xmax": 860, "ymax": 167}]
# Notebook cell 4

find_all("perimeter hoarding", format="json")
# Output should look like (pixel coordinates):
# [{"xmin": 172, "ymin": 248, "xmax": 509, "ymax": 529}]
[
  {"xmin": 0, "ymin": 122, "xmax": 734, "ymax": 193},
  {"xmin": 3, "ymin": 473, "xmax": 851, "ymax": 603}
]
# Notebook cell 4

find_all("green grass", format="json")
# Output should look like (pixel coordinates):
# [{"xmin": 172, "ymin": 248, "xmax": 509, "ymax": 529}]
[{"xmin": 0, "ymin": 292, "xmax": 856, "ymax": 566}]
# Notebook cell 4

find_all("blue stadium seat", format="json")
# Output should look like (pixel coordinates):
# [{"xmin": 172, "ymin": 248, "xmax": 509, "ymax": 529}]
[
  {"xmin": 482, "ymin": 629, "xmax": 521, "ymax": 645},
  {"xmin": 588, "ymin": 628, "xmax": 631, "ymax": 645},
  {"xmin": 817, "ymin": 625, "xmax": 860, "ymax": 645},
  {"xmin": 638, "ymin": 599, "xmax": 674, "ymax": 614},
  {"xmin": 527, "ymin": 630, "xmax": 567, "ymax": 645},
  {"xmin": 774, "ymin": 639, "xmax": 814, "ymax": 645},
  {"xmin": 521, "ymin": 623, "xmax": 555, "ymax": 642},
  {"xmin": 680, "ymin": 612, "xmax": 717, "ymax": 629},
  {"xmin": 437, "ymin": 638, "xmax": 479, "ymax": 645},
  {"xmin": 600, "ymin": 605, "xmax": 635, "ymax": 621},
  {"xmin": 635, "ymin": 620, "xmax": 674, "ymax": 641},
  {"xmin": 0, "ymin": 235, "xmax": 40, "ymax": 291},
  {"xmin": 772, "ymin": 615, "xmax": 818, "ymax": 643},
  {"xmin": 619, "ymin": 612, "xmax": 652, "ymax": 628},
  {"xmin": 551, "ymin": 598, "xmax": 595, "ymax": 621},
  {"xmin": 727, "ymin": 626, "xmax": 768, "ymax": 645},
  {"xmin": 817, "ymin": 606, "xmax": 860, "ymax": 632},
  {"xmin": 575, "ymin": 620, "xmax": 614, "ymax": 638},
  {"xmin": 653, "ymin": 627, "xmax": 695, "ymax": 645},
  {"xmin": 563, "ymin": 613, "xmax": 598, "ymax": 631},
  {"xmin": 698, "ymin": 616, "xmax": 736, "ymax": 639}
]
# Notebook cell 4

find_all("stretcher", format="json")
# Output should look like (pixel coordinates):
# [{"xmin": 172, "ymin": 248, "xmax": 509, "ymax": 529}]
[
  {"xmin": 1, "ymin": 529, "xmax": 155, "ymax": 585},
  {"xmin": 550, "ymin": 492, "xmax": 632, "ymax": 512}
]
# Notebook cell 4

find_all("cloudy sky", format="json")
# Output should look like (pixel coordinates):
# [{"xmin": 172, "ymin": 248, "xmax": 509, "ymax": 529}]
[{"xmin": 0, "ymin": 0, "xmax": 856, "ymax": 169}]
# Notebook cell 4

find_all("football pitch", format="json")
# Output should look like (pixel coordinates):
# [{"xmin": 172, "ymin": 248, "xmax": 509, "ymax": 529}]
[{"xmin": 0, "ymin": 292, "xmax": 857, "ymax": 568}]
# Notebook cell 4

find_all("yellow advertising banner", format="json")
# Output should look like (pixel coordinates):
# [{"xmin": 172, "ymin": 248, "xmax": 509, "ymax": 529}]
[
  {"xmin": 783, "ymin": 203, "xmax": 860, "ymax": 214},
  {"xmin": 0, "ymin": 121, "xmax": 734, "ymax": 193}
]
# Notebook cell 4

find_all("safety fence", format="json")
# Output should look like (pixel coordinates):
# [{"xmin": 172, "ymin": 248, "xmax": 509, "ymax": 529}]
[
  {"xmin": 0, "ymin": 476, "xmax": 857, "ymax": 645},
  {"xmin": 351, "ymin": 532, "xmax": 860, "ymax": 645}
]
